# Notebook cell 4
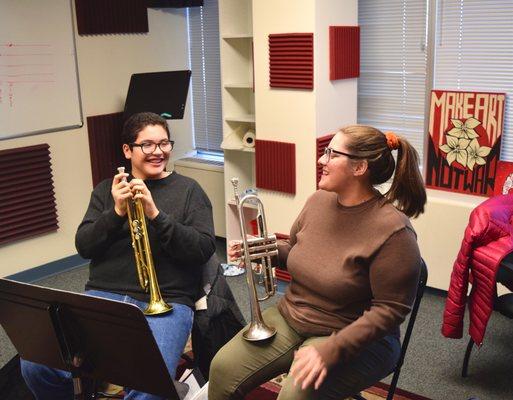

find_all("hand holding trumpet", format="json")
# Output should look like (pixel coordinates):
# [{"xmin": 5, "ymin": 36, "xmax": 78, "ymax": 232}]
[
  {"xmin": 111, "ymin": 171, "xmax": 159, "ymax": 220},
  {"xmin": 228, "ymin": 237, "xmax": 266, "ymax": 273}
]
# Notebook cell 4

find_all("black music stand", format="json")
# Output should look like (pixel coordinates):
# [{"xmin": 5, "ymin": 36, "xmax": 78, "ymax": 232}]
[
  {"xmin": 123, "ymin": 70, "xmax": 192, "ymax": 121},
  {"xmin": 0, "ymin": 279, "xmax": 181, "ymax": 400}
]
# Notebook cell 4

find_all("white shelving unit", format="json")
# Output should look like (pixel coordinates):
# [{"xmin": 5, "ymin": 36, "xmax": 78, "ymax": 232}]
[{"xmin": 219, "ymin": 0, "xmax": 256, "ymax": 249}]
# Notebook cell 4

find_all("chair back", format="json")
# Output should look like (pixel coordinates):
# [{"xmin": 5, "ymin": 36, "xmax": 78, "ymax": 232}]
[
  {"xmin": 353, "ymin": 258, "xmax": 428, "ymax": 400},
  {"xmin": 386, "ymin": 258, "xmax": 428, "ymax": 400}
]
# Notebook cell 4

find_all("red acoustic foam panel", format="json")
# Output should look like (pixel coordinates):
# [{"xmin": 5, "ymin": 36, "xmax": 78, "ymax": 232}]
[
  {"xmin": 256, "ymin": 140, "xmax": 296, "ymax": 194},
  {"xmin": 75, "ymin": 0, "xmax": 148, "ymax": 35},
  {"xmin": 269, "ymin": 33, "xmax": 313, "ymax": 89},
  {"xmin": 329, "ymin": 26, "xmax": 360, "ymax": 80},
  {"xmin": 316, "ymin": 133, "xmax": 335, "ymax": 188},
  {"xmin": 87, "ymin": 112, "xmax": 126, "ymax": 187},
  {"xmin": 0, "ymin": 144, "xmax": 58, "ymax": 245}
]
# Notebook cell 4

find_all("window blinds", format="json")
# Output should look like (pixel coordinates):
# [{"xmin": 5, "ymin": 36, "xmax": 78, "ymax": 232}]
[
  {"xmin": 187, "ymin": 1, "xmax": 223, "ymax": 152},
  {"xmin": 433, "ymin": 0, "xmax": 513, "ymax": 160},
  {"xmin": 358, "ymin": 0, "xmax": 428, "ymax": 165}
]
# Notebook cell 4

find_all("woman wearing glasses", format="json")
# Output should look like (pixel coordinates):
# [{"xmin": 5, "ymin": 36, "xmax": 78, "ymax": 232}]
[
  {"xmin": 21, "ymin": 112, "xmax": 216, "ymax": 400},
  {"xmin": 209, "ymin": 125, "xmax": 426, "ymax": 400}
]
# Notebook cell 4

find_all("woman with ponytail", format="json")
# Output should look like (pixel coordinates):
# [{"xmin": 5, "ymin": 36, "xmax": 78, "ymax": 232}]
[{"xmin": 209, "ymin": 125, "xmax": 426, "ymax": 400}]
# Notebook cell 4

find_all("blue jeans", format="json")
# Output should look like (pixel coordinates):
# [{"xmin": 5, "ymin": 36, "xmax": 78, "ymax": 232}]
[{"xmin": 20, "ymin": 289, "xmax": 193, "ymax": 400}]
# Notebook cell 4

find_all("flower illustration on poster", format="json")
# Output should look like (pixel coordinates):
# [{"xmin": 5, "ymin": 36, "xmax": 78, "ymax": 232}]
[
  {"xmin": 439, "ymin": 117, "xmax": 491, "ymax": 171},
  {"xmin": 425, "ymin": 90, "xmax": 506, "ymax": 197}
]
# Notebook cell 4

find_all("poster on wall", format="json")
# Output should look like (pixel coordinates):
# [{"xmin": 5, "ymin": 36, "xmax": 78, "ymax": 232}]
[
  {"xmin": 493, "ymin": 161, "xmax": 513, "ymax": 196},
  {"xmin": 425, "ymin": 90, "xmax": 506, "ymax": 197}
]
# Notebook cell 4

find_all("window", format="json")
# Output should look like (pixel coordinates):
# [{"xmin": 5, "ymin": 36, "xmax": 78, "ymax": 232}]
[
  {"xmin": 358, "ymin": 0, "xmax": 428, "ymax": 165},
  {"xmin": 187, "ymin": 0, "xmax": 223, "ymax": 153},
  {"xmin": 433, "ymin": 0, "xmax": 513, "ymax": 160},
  {"xmin": 358, "ymin": 0, "xmax": 513, "ymax": 164}
]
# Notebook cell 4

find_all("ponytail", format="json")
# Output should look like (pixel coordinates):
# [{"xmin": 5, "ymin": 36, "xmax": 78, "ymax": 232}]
[
  {"xmin": 341, "ymin": 125, "xmax": 427, "ymax": 218},
  {"xmin": 385, "ymin": 138, "xmax": 426, "ymax": 218}
]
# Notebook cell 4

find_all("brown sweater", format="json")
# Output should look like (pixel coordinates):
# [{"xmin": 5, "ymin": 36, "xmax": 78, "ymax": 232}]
[{"xmin": 277, "ymin": 190, "xmax": 421, "ymax": 368}]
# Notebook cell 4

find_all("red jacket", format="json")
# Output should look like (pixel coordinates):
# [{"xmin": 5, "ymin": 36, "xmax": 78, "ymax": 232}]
[{"xmin": 442, "ymin": 195, "xmax": 513, "ymax": 345}]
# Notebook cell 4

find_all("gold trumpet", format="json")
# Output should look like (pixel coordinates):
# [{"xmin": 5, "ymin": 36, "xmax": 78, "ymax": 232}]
[
  {"xmin": 231, "ymin": 177, "xmax": 278, "ymax": 341},
  {"xmin": 118, "ymin": 167, "xmax": 172, "ymax": 315}
]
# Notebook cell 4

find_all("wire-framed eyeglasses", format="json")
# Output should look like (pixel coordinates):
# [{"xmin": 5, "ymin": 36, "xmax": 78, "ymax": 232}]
[
  {"xmin": 130, "ymin": 140, "xmax": 174, "ymax": 154},
  {"xmin": 323, "ymin": 147, "xmax": 362, "ymax": 162}
]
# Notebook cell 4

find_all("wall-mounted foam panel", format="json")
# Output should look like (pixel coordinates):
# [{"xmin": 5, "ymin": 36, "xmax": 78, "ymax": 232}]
[
  {"xmin": 75, "ymin": 0, "xmax": 149, "ymax": 35},
  {"xmin": 329, "ymin": 26, "xmax": 360, "ymax": 80},
  {"xmin": 269, "ymin": 33, "xmax": 314, "ymax": 89},
  {"xmin": 316, "ymin": 133, "xmax": 335, "ymax": 188},
  {"xmin": 87, "ymin": 112, "xmax": 126, "ymax": 187},
  {"xmin": 0, "ymin": 144, "xmax": 58, "ymax": 245},
  {"xmin": 256, "ymin": 140, "xmax": 295, "ymax": 194}
]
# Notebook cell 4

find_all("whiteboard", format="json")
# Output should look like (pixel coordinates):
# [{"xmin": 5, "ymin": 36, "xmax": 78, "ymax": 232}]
[{"xmin": 0, "ymin": 0, "xmax": 83, "ymax": 139}]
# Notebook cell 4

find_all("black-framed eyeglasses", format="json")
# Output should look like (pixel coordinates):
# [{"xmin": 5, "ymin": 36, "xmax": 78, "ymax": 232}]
[
  {"xmin": 130, "ymin": 140, "xmax": 174, "ymax": 154},
  {"xmin": 323, "ymin": 147, "xmax": 362, "ymax": 162}
]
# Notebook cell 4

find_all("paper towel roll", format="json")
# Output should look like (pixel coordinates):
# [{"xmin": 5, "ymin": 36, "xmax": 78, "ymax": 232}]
[{"xmin": 242, "ymin": 130, "xmax": 256, "ymax": 148}]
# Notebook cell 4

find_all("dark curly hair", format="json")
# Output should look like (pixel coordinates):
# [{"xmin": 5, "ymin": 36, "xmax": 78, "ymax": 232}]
[{"xmin": 122, "ymin": 112, "xmax": 170, "ymax": 144}]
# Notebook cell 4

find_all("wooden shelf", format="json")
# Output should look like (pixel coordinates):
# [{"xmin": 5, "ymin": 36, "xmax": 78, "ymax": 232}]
[
  {"xmin": 221, "ymin": 131, "xmax": 255, "ymax": 152},
  {"xmin": 220, "ymin": 0, "xmax": 256, "ymax": 249},
  {"xmin": 222, "ymin": 33, "xmax": 253, "ymax": 39},
  {"xmin": 225, "ymin": 114, "xmax": 255, "ymax": 123},
  {"xmin": 224, "ymin": 83, "xmax": 253, "ymax": 89}
]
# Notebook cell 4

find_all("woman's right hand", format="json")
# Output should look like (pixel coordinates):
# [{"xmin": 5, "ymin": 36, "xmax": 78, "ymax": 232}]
[
  {"xmin": 228, "ymin": 240, "xmax": 243, "ymax": 263},
  {"xmin": 111, "ymin": 172, "xmax": 131, "ymax": 216}
]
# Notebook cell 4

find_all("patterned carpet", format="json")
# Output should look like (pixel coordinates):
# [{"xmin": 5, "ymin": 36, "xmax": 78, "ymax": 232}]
[{"xmin": 242, "ymin": 374, "xmax": 433, "ymax": 400}]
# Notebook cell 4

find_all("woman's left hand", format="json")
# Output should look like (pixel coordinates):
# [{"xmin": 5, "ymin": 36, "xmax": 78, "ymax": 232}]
[
  {"xmin": 289, "ymin": 345, "xmax": 328, "ymax": 390},
  {"xmin": 130, "ymin": 179, "xmax": 159, "ymax": 220}
]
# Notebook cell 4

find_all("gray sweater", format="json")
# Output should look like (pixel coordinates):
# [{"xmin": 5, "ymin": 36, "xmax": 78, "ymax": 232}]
[{"xmin": 76, "ymin": 171, "xmax": 216, "ymax": 308}]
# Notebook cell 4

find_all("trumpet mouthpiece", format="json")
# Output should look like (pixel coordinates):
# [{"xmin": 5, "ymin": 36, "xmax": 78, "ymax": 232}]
[{"xmin": 117, "ymin": 167, "xmax": 127, "ymax": 183}]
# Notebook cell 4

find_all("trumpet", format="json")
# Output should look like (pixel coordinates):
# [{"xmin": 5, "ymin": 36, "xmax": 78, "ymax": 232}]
[
  {"xmin": 117, "ymin": 167, "xmax": 172, "ymax": 315},
  {"xmin": 231, "ymin": 177, "xmax": 278, "ymax": 341}
]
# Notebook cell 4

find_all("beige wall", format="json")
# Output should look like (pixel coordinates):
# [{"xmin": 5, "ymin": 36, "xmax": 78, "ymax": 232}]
[
  {"xmin": 253, "ymin": 0, "xmax": 317, "ymax": 235},
  {"xmin": 315, "ymin": 0, "xmax": 358, "ymax": 136},
  {"xmin": 252, "ymin": 0, "xmax": 357, "ymax": 235},
  {"xmin": 0, "ymin": 8, "xmax": 192, "ymax": 276},
  {"xmin": 1, "ymin": 3, "xmax": 501, "ymax": 293},
  {"xmin": 251, "ymin": 0, "xmax": 491, "ymax": 292}
]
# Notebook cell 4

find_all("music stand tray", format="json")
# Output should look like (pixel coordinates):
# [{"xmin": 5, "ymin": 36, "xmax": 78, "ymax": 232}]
[{"xmin": 0, "ymin": 279, "xmax": 180, "ymax": 399}]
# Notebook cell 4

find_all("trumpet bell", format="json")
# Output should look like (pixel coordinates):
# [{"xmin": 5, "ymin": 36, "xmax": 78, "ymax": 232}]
[
  {"xmin": 144, "ymin": 299, "xmax": 173, "ymax": 316},
  {"xmin": 242, "ymin": 321, "xmax": 277, "ymax": 341}
]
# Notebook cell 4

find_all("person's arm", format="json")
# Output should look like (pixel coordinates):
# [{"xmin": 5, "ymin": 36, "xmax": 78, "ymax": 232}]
[
  {"xmin": 149, "ymin": 183, "xmax": 216, "ymax": 266},
  {"xmin": 314, "ymin": 227, "xmax": 421, "ymax": 367},
  {"xmin": 75, "ymin": 180, "xmax": 126, "ymax": 259},
  {"xmin": 276, "ymin": 205, "xmax": 304, "ymax": 268}
]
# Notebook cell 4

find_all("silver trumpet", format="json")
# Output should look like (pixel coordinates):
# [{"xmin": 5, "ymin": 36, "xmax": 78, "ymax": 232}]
[{"xmin": 231, "ymin": 177, "xmax": 278, "ymax": 341}]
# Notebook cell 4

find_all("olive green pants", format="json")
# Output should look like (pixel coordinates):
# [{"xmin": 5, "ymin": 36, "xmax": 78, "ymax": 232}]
[{"xmin": 208, "ymin": 306, "xmax": 400, "ymax": 400}]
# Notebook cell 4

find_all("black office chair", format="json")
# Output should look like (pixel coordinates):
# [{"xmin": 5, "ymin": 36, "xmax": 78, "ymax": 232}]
[
  {"xmin": 461, "ymin": 262, "xmax": 513, "ymax": 377},
  {"xmin": 353, "ymin": 259, "xmax": 428, "ymax": 400}
]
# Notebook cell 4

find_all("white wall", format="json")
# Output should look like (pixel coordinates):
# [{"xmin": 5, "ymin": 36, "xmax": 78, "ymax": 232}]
[
  {"xmin": 315, "ymin": 0, "xmax": 358, "ymax": 137},
  {"xmin": 0, "ymin": 7, "xmax": 192, "ymax": 276},
  {"xmin": 253, "ymin": 0, "xmax": 317, "ymax": 235},
  {"xmin": 253, "ymin": 0, "xmax": 358, "ymax": 235}
]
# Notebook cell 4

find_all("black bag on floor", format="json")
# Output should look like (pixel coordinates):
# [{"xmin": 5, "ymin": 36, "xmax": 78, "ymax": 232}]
[{"xmin": 191, "ymin": 255, "xmax": 245, "ymax": 379}]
